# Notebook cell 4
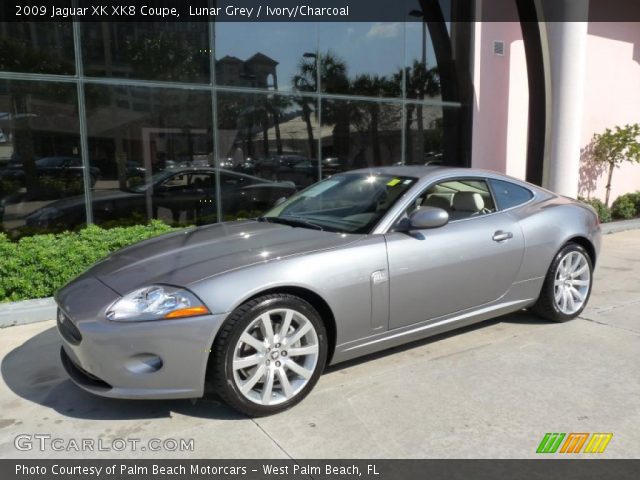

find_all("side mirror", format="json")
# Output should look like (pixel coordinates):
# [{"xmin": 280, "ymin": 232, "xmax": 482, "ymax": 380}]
[
  {"xmin": 408, "ymin": 207, "xmax": 449, "ymax": 229},
  {"xmin": 274, "ymin": 196, "xmax": 288, "ymax": 207}
]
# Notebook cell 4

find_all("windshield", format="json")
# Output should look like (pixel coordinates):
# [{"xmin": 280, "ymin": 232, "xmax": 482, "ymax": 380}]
[{"xmin": 261, "ymin": 172, "xmax": 418, "ymax": 234}]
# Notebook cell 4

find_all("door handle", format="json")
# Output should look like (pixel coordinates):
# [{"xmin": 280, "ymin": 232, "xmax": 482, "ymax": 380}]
[{"xmin": 492, "ymin": 230, "xmax": 513, "ymax": 242}]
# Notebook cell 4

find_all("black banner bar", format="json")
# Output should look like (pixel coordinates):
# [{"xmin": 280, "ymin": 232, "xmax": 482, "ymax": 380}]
[
  {"xmin": 2, "ymin": 0, "xmax": 640, "ymax": 23},
  {"xmin": 3, "ymin": 459, "xmax": 640, "ymax": 480}
]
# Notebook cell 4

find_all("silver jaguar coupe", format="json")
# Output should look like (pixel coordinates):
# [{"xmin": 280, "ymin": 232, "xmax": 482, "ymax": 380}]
[{"xmin": 56, "ymin": 166, "xmax": 601, "ymax": 416}]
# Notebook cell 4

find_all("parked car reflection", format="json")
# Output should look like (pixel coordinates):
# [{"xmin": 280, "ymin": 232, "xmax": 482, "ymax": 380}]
[
  {"xmin": 25, "ymin": 167, "xmax": 296, "ymax": 230},
  {"xmin": 1, "ymin": 156, "xmax": 101, "ymax": 188},
  {"xmin": 253, "ymin": 154, "xmax": 316, "ymax": 187}
]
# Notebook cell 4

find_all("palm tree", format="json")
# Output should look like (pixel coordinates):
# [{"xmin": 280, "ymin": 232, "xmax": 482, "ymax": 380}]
[
  {"xmin": 351, "ymin": 74, "xmax": 397, "ymax": 166},
  {"xmin": 292, "ymin": 51, "xmax": 350, "ymax": 159},
  {"xmin": 399, "ymin": 61, "xmax": 441, "ymax": 163}
]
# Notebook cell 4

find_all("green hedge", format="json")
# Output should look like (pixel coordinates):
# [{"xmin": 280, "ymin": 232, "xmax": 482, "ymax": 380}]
[
  {"xmin": 611, "ymin": 192, "xmax": 640, "ymax": 220},
  {"xmin": 0, "ymin": 220, "xmax": 179, "ymax": 303},
  {"xmin": 578, "ymin": 197, "xmax": 611, "ymax": 223}
]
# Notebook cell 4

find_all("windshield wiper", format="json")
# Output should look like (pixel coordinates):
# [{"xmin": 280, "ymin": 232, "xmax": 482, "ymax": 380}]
[{"xmin": 258, "ymin": 216, "xmax": 324, "ymax": 231}]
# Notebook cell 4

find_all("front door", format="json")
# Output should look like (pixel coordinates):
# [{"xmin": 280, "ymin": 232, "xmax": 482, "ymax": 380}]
[{"xmin": 385, "ymin": 178, "xmax": 525, "ymax": 329}]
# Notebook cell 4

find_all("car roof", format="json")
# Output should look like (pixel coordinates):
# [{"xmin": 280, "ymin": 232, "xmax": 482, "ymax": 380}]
[{"xmin": 343, "ymin": 165, "xmax": 537, "ymax": 186}]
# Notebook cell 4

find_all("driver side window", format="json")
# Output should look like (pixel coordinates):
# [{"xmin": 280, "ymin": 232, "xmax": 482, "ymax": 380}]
[{"xmin": 407, "ymin": 179, "xmax": 496, "ymax": 222}]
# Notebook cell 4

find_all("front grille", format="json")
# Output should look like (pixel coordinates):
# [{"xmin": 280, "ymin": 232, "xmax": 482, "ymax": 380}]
[{"xmin": 57, "ymin": 308, "xmax": 82, "ymax": 345}]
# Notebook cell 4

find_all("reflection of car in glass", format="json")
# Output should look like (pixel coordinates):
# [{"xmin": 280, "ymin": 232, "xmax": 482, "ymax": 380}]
[
  {"xmin": 55, "ymin": 166, "xmax": 600, "ymax": 416},
  {"xmin": 125, "ymin": 161, "xmax": 146, "ymax": 179},
  {"xmin": 253, "ymin": 154, "xmax": 315, "ymax": 187},
  {"xmin": 321, "ymin": 157, "xmax": 346, "ymax": 177},
  {"xmin": 1, "ymin": 157, "xmax": 101, "ymax": 187},
  {"xmin": 25, "ymin": 168, "xmax": 296, "ymax": 229}
]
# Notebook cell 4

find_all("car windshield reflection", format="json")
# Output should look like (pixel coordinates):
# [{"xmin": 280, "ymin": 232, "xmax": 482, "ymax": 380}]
[{"xmin": 260, "ymin": 173, "xmax": 417, "ymax": 234}]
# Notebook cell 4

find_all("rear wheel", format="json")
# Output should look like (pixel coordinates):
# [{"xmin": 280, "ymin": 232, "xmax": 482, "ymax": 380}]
[
  {"xmin": 210, "ymin": 294, "xmax": 327, "ymax": 416},
  {"xmin": 532, "ymin": 243, "xmax": 593, "ymax": 322}
]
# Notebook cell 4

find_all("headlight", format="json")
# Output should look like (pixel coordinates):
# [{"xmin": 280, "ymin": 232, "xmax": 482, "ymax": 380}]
[{"xmin": 106, "ymin": 285, "xmax": 209, "ymax": 322}]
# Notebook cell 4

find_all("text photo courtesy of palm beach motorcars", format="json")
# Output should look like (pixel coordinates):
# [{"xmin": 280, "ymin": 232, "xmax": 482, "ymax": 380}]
[{"xmin": 1, "ymin": 0, "xmax": 640, "ymax": 473}]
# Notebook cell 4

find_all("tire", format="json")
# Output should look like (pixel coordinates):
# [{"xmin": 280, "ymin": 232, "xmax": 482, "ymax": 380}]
[
  {"xmin": 209, "ymin": 294, "xmax": 328, "ymax": 416},
  {"xmin": 532, "ymin": 242, "xmax": 593, "ymax": 322}
]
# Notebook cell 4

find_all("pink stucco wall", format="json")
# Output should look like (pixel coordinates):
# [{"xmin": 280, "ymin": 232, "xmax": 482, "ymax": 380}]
[
  {"xmin": 579, "ymin": 22, "xmax": 640, "ymax": 204},
  {"xmin": 472, "ymin": 13, "xmax": 640, "ymax": 203},
  {"xmin": 471, "ymin": 13, "xmax": 529, "ymax": 179}
]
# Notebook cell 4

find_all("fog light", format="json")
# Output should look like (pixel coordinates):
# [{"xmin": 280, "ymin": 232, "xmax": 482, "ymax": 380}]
[{"xmin": 125, "ymin": 354, "xmax": 163, "ymax": 374}]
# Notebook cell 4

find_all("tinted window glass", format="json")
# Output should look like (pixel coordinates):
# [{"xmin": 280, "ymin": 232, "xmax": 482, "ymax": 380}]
[
  {"xmin": 0, "ymin": 80, "xmax": 84, "ymax": 238},
  {"xmin": 489, "ymin": 179, "xmax": 533, "ymax": 210},
  {"xmin": 81, "ymin": 23, "xmax": 210, "ymax": 83}
]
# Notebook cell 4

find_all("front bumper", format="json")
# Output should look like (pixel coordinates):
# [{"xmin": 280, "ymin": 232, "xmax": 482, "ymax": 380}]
[{"xmin": 56, "ymin": 275, "xmax": 228, "ymax": 399}]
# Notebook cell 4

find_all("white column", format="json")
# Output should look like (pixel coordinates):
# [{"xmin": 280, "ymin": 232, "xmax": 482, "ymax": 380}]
[{"xmin": 543, "ymin": 17, "xmax": 589, "ymax": 197}]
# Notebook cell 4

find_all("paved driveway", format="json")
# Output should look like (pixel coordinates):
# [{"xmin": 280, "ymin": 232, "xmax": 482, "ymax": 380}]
[{"xmin": 1, "ymin": 230, "xmax": 638, "ymax": 459}]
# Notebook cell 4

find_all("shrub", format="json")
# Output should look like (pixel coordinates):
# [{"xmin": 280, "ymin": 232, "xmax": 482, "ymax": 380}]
[
  {"xmin": 578, "ymin": 197, "xmax": 611, "ymax": 223},
  {"xmin": 0, "ymin": 220, "xmax": 179, "ymax": 303},
  {"xmin": 611, "ymin": 193, "xmax": 638, "ymax": 220},
  {"xmin": 630, "ymin": 191, "xmax": 640, "ymax": 213}
]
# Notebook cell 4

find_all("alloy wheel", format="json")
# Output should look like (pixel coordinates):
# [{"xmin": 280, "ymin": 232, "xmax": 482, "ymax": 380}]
[
  {"xmin": 232, "ymin": 308, "xmax": 319, "ymax": 406},
  {"xmin": 553, "ymin": 250, "xmax": 591, "ymax": 315}
]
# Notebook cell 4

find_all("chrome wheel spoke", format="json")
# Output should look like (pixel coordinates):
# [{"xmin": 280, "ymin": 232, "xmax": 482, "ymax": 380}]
[
  {"xmin": 288, "ymin": 344, "xmax": 318, "ymax": 357},
  {"xmin": 566, "ymin": 288, "xmax": 575, "ymax": 312},
  {"xmin": 572, "ymin": 264, "xmax": 588, "ymax": 277},
  {"xmin": 233, "ymin": 354, "xmax": 261, "ymax": 371},
  {"xmin": 554, "ymin": 287, "xmax": 563, "ymax": 303},
  {"xmin": 570, "ymin": 286, "xmax": 585, "ymax": 302},
  {"xmin": 569, "ymin": 253, "xmax": 580, "ymax": 272},
  {"xmin": 261, "ymin": 368, "xmax": 275, "ymax": 404},
  {"xmin": 260, "ymin": 313, "xmax": 275, "ymax": 343},
  {"xmin": 560, "ymin": 289, "xmax": 568, "ymax": 311},
  {"xmin": 240, "ymin": 364, "xmax": 266, "ymax": 394},
  {"xmin": 286, "ymin": 321, "xmax": 312, "ymax": 346},
  {"xmin": 279, "ymin": 310, "xmax": 294, "ymax": 337},
  {"xmin": 571, "ymin": 279, "xmax": 589, "ymax": 287},
  {"xmin": 277, "ymin": 368, "xmax": 294, "ymax": 399},
  {"xmin": 240, "ymin": 332, "xmax": 266, "ymax": 353},
  {"xmin": 285, "ymin": 359, "xmax": 313, "ymax": 379}
]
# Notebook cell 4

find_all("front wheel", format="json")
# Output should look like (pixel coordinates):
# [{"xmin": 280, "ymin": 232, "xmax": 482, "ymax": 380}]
[
  {"xmin": 532, "ymin": 242, "xmax": 593, "ymax": 322},
  {"xmin": 210, "ymin": 294, "xmax": 327, "ymax": 416}
]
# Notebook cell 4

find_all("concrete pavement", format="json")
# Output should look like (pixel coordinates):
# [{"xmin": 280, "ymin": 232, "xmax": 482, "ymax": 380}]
[{"xmin": 0, "ymin": 230, "xmax": 638, "ymax": 459}]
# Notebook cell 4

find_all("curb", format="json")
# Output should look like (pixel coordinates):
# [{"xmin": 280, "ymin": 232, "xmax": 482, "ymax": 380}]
[
  {"xmin": 0, "ymin": 297, "xmax": 56, "ymax": 329},
  {"xmin": 601, "ymin": 218, "xmax": 640, "ymax": 235}
]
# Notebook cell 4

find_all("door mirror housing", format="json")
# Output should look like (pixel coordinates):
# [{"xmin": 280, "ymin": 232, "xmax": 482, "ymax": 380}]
[
  {"xmin": 273, "ymin": 196, "xmax": 288, "ymax": 207},
  {"xmin": 408, "ymin": 207, "xmax": 449, "ymax": 229}
]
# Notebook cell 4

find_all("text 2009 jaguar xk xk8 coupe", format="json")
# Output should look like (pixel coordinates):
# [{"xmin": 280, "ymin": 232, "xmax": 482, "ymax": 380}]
[{"xmin": 56, "ymin": 167, "xmax": 600, "ymax": 416}]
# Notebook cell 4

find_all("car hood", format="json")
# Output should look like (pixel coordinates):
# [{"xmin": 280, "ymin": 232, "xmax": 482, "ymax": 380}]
[{"xmin": 89, "ymin": 220, "xmax": 361, "ymax": 295}]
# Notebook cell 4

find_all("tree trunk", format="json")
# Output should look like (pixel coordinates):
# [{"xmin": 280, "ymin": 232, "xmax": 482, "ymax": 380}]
[
  {"xmin": 301, "ymin": 102, "xmax": 316, "ymax": 158},
  {"xmin": 273, "ymin": 110, "xmax": 283, "ymax": 154},
  {"xmin": 405, "ymin": 105, "xmax": 415, "ymax": 164},
  {"xmin": 370, "ymin": 105, "xmax": 381, "ymax": 166},
  {"xmin": 605, "ymin": 161, "xmax": 615, "ymax": 207}
]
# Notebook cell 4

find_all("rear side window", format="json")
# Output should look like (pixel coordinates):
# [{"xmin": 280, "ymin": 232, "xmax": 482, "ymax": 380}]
[{"xmin": 489, "ymin": 179, "xmax": 533, "ymax": 210}]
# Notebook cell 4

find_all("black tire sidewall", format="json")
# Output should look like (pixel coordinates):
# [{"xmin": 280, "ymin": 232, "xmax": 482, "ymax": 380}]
[{"xmin": 219, "ymin": 295, "xmax": 328, "ymax": 416}]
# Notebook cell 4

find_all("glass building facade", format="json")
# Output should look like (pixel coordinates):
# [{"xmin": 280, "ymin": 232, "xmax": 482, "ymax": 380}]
[{"xmin": 0, "ymin": 2, "xmax": 473, "ymax": 238}]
